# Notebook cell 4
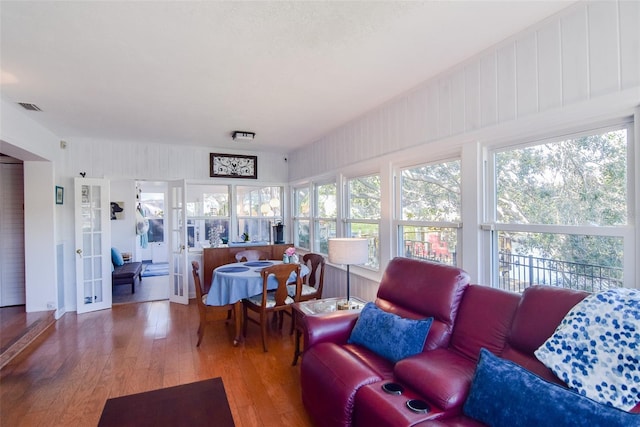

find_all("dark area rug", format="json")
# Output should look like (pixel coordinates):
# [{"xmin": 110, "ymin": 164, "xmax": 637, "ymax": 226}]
[
  {"xmin": 98, "ymin": 377, "xmax": 234, "ymax": 427},
  {"xmin": 141, "ymin": 262, "xmax": 169, "ymax": 277}
]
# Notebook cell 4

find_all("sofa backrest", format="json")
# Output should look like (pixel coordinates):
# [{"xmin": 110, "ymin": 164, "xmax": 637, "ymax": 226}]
[
  {"xmin": 448, "ymin": 285, "xmax": 521, "ymax": 361},
  {"xmin": 375, "ymin": 257, "xmax": 470, "ymax": 351},
  {"xmin": 501, "ymin": 285, "xmax": 588, "ymax": 383}
]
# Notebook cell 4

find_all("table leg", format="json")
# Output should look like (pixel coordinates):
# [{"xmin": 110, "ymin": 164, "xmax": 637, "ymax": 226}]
[{"xmin": 233, "ymin": 301, "xmax": 243, "ymax": 346}]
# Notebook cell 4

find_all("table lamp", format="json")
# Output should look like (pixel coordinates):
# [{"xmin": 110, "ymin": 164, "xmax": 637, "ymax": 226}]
[{"xmin": 328, "ymin": 238, "xmax": 369, "ymax": 310}]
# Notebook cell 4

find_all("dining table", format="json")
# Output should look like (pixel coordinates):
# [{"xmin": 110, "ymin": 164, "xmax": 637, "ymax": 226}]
[{"xmin": 206, "ymin": 260, "xmax": 310, "ymax": 345}]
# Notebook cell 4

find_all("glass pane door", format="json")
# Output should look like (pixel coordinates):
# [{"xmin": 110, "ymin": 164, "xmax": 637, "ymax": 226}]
[
  {"xmin": 168, "ymin": 180, "xmax": 188, "ymax": 304},
  {"xmin": 75, "ymin": 178, "xmax": 111, "ymax": 313}
]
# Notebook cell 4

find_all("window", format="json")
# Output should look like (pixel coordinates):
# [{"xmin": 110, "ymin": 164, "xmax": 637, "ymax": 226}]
[
  {"xmin": 186, "ymin": 185, "xmax": 229, "ymax": 247},
  {"xmin": 397, "ymin": 159, "xmax": 461, "ymax": 266},
  {"xmin": 491, "ymin": 124, "xmax": 631, "ymax": 292},
  {"xmin": 293, "ymin": 186, "xmax": 310, "ymax": 250},
  {"xmin": 236, "ymin": 186, "xmax": 282, "ymax": 243},
  {"xmin": 314, "ymin": 182, "xmax": 337, "ymax": 254},
  {"xmin": 346, "ymin": 174, "xmax": 381, "ymax": 269}
]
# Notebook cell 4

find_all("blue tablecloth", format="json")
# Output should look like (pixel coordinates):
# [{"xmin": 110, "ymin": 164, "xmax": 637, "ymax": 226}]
[{"xmin": 206, "ymin": 261, "xmax": 309, "ymax": 306}]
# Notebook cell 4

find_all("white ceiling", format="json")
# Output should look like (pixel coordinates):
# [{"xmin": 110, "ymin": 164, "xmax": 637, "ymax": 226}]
[{"xmin": 0, "ymin": 1, "xmax": 576, "ymax": 154}]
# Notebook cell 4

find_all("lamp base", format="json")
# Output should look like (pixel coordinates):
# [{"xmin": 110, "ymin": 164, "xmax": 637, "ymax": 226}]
[{"xmin": 336, "ymin": 299, "xmax": 363, "ymax": 311}]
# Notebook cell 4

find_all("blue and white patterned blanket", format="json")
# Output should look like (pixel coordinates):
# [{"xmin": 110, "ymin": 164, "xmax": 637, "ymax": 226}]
[{"xmin": 535, "ymin": 287, "xmax": 640, "ymax": 410}]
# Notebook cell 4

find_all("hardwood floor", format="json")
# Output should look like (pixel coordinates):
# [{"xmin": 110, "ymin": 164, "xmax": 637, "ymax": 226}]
[
  {"xmin": 0, "ymin": 301, "xmax": 313, "ymax": 427},
  {"xmin": 112, "ymin": 274, "xmax": 169, "ymax": 305},
  {"xmin": 0, "ymin": 306, "xmax": 55, "ymax": 370}
]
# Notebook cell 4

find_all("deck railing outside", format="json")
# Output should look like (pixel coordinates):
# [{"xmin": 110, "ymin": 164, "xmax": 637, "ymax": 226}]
[
  {"xmin": 497, "ymin": 252, "xmax": 623, "ymax": 293},
  {"xmin": 403, "ymin": 240, "xmax": 623, "ymax": 293},
  {"xmin": 403, "ymin": 240, "xmax": 457, "ymax": 266}
]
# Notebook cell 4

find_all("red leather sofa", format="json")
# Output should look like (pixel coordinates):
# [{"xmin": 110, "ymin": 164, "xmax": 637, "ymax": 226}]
[{"xmin": 299, "ymin": 257, "xmax": 638, "ymax": 426}]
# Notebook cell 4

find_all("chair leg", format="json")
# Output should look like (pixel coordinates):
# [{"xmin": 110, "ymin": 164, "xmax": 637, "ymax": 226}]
[
  {"xmin": 196, "ymin": 322, "xmax": 204, "ymax": 347},
  {"xmin": 261, "ymin": 311, "xmax": 268, "ymax": 352},
  {"xmin": 196, "ymin": 311, "xmax": 206, "ymax": 347},
  {"xmin": 278, "ymin": 311, "xmax": 284, "ymax": 330}
]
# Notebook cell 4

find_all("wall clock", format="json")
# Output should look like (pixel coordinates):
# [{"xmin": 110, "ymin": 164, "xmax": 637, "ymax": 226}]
[{"xmin": 210, "ymin": 153, "xmax": 258, "ymax": 179}]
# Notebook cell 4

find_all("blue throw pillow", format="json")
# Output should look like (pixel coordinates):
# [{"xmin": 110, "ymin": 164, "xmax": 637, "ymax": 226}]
[
  {"xmin": 111, "ymin": 247, "xmax": 124, "ymax": 267},
  {"xmin": 348, "ymin": 302, "xmax": 433, "ymax": 363},
  {"xmin": 463, "ymin": 349, "xmax": 639, "ymax": 427}
]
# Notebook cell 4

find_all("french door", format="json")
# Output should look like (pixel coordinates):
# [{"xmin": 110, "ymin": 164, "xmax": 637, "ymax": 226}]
[
  {"xmin": 74, "ymin": 178, "xmax": 111, "ymax": 314},
  {"xmin": 168, "ymin": 180, "xmax": 189, "ymax": 304}
]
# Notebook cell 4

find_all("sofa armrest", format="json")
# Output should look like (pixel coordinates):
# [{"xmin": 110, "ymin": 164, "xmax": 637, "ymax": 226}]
[{"xmin": 305, "ymin": 311, "xmax": 360, "ymax": 350}]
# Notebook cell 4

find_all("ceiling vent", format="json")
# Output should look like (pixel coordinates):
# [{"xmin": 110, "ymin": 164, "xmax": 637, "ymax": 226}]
[{"xmin": 18, "ymin": 102, "xmax": 42, "ymax": 111}]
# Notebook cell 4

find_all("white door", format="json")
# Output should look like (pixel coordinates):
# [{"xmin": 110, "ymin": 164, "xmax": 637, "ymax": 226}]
[
  {"xmin": 0, "ymin": 162, "xmax": 26, "ymax": 306},
  {"xmin": 74, "ymin": 178, "xmax": 112, "ymax": 313},
  {"xmin": 168, "ymin": 180, "xmax": 189, "ymax": 305}
]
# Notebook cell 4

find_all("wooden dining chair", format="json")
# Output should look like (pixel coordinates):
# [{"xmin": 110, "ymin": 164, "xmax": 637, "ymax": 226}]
[
  {"xmin": 235, "ymin": 249, "xmax": 268, "ymax": 262},
  {"xmin": 192, "ymin": 261, "xmax": 233, "ymax": 347},
  {"xmin": 287, "ymin": 253, "xmax": 325, "ymax": 303},
  {"xmin": 242, "ymin": 263, "xmax": 302, "ymax": 352}
]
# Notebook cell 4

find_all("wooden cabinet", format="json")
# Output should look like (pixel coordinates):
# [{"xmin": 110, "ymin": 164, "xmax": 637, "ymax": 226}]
[{"xmin": 202, "ymin": 244, "xmax": 293, "ymax": 293}]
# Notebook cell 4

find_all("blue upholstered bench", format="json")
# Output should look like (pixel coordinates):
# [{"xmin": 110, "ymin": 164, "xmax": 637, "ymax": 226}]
[{"xmin": 112, "ymin": 261, "xmax": 143, "ymax": 293}]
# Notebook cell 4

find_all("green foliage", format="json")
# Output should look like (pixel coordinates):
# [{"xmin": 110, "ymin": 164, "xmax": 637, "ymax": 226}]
[
  {"xmin": 401, "ymin": 160, "xmax": 461, "ymax": 222},
  {"xmin": 496, "ymin": 129, "xmax": 627, "ymax": 269},
  {"xmin": 349, "ymin": 175, "xmax": 381, "ymax": 220},
  {"xmin": 496, "ymin": 130, "xmax": 627, "ymax": 226}
]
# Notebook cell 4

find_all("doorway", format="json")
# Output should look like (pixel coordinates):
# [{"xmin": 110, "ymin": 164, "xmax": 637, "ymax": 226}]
[{"xmin": 112, "ymin": 181, "xmax": 170, "ymax": 305}]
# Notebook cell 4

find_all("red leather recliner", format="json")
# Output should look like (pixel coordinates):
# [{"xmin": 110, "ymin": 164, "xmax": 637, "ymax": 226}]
[{"xmin": 300, "ymin": 257, "xmax": 470, "ymax": 426}]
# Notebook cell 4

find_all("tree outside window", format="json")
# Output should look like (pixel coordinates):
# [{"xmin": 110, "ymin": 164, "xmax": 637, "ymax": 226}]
[
  {"xmin": 314, "ymin": 182, "xmax": 336, "ymax": 254},
  {"xmin": 293, "ymin": 186, "xmax": 310, "ymax": 250},
  {"xmin": 398, "ymin": 159, "xmax": 461, "ymax": 266},
  {"xmin": 492, "ymin": 126, "xmax": 629, "ymax": 291},
  {"xmin": 236, "ymin": 186, "xmax": 282, "ymax": 243},
  {"xmin": 347, "ymin": 174, "xmax": 381, "ymax": 269}
]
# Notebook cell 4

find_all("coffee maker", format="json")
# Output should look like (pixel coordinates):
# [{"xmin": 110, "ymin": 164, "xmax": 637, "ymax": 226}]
[{"xmin": 272, "ymin": 222, "xmax": 285, "ymax": 244}]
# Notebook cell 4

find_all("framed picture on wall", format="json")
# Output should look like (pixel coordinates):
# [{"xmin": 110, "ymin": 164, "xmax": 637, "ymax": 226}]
[
  {"xmin": 55, "ymin": 186, "xmax": 64, "ymax": 204},
  {"xmin": 210, "ymin": 153, "xmax": 257, "ymax": 179}
]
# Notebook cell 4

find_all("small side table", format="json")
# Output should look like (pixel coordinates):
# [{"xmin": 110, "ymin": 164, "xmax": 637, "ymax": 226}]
[{"xmin": 291, "ymin": 296, "xmax": 367, "ymax": 366}]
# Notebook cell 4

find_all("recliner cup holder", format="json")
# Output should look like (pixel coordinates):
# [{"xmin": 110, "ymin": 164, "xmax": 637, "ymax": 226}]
[
  {"xmin": 381, "ymin": 382, "xmax": 404, "ymax": 395},
  {"xmin": 406, "ymin": 399, "xmax": 430, "ymax": 413}
]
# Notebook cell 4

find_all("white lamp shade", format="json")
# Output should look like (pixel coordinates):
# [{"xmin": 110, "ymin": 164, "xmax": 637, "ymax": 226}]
[{"xmin": 328, "ymin": 238, "xmax": 369, "ymax": 265}]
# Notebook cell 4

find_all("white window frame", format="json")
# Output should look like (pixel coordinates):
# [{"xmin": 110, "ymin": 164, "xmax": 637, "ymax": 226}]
[
  {"xmin": 292, "ymin": 184, "xmax": 311, "ymax": 250},
  {"xmin": 235, "ymin": 185, "xmax": 283, "ymax": 243},
  {"xmin": 345, "ymin": 173, "xmax": 381, "ymax": 270},
  {"xmin": 484, "ymin": 120, "xmax": 635, "ymax": 290},
  {"xmin": 312, "ymin": 180, "xmax": 338, "ymax": 255},
  {"xmin": 394, "ymin": 158, "xmax": 463, "ymax": 267}
]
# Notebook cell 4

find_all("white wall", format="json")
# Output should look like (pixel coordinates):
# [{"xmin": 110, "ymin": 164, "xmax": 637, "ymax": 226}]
[
  {"xmin": 23, "ymin": 161, "xmax": 57, "ymax": 312},
  {"xmin": 61, "ymin": 138, "xmax": 288, "ymax": 183},
  {"xmin": 289, "ymin": 1, "xmax": 640, "ymax": 300},
  {"xmin": 289, "ymin": 1, "xmax": 640, "ymax": 179}
]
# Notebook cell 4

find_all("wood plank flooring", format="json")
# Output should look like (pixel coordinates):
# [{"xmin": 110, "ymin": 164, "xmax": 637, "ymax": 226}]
[
  {"xmin": 0, "ymin": 301, "xmax": 313, "ymax": 427},
  {"xmin": 112, "ymin": 274, "xmax": 169, "ymax": 305},
  {"xmin": 0, "ymin": 306, "xmax": 55, "ymax": 370}
]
